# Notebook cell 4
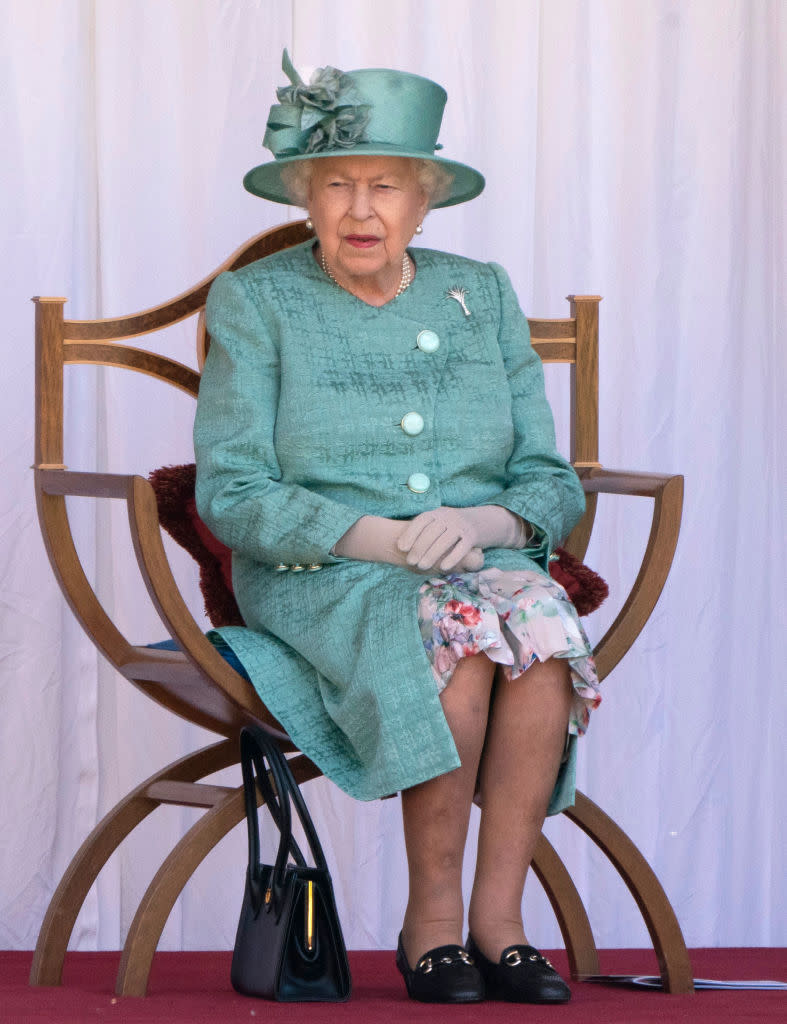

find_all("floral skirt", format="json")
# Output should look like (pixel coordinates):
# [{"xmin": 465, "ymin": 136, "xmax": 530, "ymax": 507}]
[{"xmin": 418, "ymin": 568, "xmax": 601, "ymax": 737}]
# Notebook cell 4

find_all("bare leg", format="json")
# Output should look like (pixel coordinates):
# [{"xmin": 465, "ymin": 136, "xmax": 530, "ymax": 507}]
[
  {"xmin": 400, "ymin": 652, "xmax": 495, "ymax": 965},
  {"xmin": 468, "ymin": 657, "xmax": 572, "ymax": 960}
]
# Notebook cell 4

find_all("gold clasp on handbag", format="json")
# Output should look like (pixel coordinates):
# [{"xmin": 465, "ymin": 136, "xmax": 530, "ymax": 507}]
[{"xmin": 305, "ymin": 880, "xmax": 315, "ymax": 952}]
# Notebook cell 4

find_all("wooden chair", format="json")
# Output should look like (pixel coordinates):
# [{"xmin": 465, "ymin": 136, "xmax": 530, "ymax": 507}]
[{"xmin": 31, "ymin": 220, "xmax": 690, "ymax": 996}]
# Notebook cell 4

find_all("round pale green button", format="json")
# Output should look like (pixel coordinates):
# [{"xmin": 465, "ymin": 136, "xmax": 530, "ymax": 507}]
[
  {"xmin": 406, "ymin": 472, "xmax": 431, "ymax": 493},
  {"xmin": 416, "ymin": 329, "xmax": 440, "ymax": 353},
  {"xmin": 400, "ymin": 412, "xmax": 425, "ymax": 436}
]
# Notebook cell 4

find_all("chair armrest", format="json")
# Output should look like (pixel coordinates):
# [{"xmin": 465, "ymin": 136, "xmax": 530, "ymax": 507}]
[
  {"xmin": 37, "ymin": 468, "xmax": 137, "ymax": 499},
  {"xmin": 576, "ymin": 466, "xmax": 684, "ymax": 681},
  {"xmin": 579, "ymin": 466, "xmax": 680, "ymax": 498}
]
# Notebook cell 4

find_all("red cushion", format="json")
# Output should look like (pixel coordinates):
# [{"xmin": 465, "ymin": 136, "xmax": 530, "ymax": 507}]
[
  {"xmin": 548, "ymin": 545, "xmax": 609, "ymax": 616},
  {"xmin": 187, "ymin": 496, "xmax": 234, "ymax": 593},
  {"xmin": 148, "ymin": 464, "xmax": 243, "ymax": 627},
  {"xmin": 148, "ymin": 464, "xmax": 608, "ymax": 627}
]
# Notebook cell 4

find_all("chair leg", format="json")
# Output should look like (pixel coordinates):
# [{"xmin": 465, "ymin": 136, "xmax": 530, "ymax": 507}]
[
  {"xmin": 564, "ymin": 790, "xmax": 694, "ymax": 994},
  {"xmin": 115, "ymin": 754, "xmax": 322, "ymax": 997},
  {"xmin": 530, "ymin": 831, "xmax": 600, "ymax": 979},
  {"xmin": 29, "ymin": 739, "xmax": 237, "ymax": 988}
]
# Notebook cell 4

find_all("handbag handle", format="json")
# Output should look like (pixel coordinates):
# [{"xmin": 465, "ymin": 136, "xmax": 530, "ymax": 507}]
[
  {"xmin": 239, "ymin": 725, "xmax": 329, "ymax": 915},
  {"xmin": 241, "ymin": 728, "xmax": 305, "ymax": 865}
]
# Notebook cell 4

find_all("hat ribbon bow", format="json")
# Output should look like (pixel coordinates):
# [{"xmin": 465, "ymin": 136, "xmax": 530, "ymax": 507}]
[{"xmin": 263, "ymin": 49, "xmax": 371, "ymax": 157}]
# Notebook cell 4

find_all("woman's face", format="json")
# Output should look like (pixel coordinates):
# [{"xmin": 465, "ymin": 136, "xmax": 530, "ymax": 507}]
[{"xmin": 307, "ymin": 156, "xmax": 429, "ymax": 296}]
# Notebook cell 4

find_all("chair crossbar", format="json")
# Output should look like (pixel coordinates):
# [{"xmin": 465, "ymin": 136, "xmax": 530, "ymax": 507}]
[
  {"xmin": 532, "ymin": 339, "xmax": 577, "ymax": 362},
  {"xmin": 62, "ymin": 289, "xmax": 211, "ymax": 342},
  {"xmin": 63, "ymin": 343, "xmax": 200, "ymax": 396}
]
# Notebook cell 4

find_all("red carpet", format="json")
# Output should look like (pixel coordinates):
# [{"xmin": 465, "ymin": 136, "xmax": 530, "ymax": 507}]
[{"xmin": 2, "ymin": 948, "xmax": 784, "ymax": 1023}]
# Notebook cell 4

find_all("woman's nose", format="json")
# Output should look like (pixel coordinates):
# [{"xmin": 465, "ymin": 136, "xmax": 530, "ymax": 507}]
[{"xmin": 349, "ymin": 185, "xmax": 373, "ymax": 220}]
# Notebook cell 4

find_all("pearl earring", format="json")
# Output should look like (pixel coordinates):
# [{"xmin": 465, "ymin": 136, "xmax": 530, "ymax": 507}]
[
  {"xmin": 415, "ymin": 223, "xmax": 423, "ymax": 235},
  {"xmin": 305, "ymin": 217, "xmax": 314, "ymax": 231}
]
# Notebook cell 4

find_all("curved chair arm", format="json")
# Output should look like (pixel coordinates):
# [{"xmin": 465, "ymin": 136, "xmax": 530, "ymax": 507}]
[
  {"xmin": 35, "ymin": 468, "xmax": 286, "ymax": 738},
  {"xmin": 126, "ymin": 475, "xmax": 258, "ymax": 702},
  {"xmin": 578, "ymin": 467, "xmax": 684, "ymax": 681}
]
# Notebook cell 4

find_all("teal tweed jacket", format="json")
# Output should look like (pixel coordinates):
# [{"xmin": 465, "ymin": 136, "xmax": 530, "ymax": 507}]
[{"xmin": 194, "ymin": 241, "xmax": 585, "ymax": 808}]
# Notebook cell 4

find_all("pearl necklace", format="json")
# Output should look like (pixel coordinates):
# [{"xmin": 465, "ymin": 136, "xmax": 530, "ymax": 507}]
[{"xmin": 319, "ymin": 250, "xmax": 412, "ymax": 298}]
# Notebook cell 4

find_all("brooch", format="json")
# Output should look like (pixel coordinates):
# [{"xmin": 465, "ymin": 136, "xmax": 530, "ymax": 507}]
[{"xmin": 446, "ymin": 286, "xmax": 471, "ymax": 317}]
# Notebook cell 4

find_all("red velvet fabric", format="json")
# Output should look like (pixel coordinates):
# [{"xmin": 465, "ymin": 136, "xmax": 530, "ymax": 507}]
[
  {"xmin": 548, "ymin": 545, "xmax": 609, "ymax": 616},
  {"xmin": 148, "ymin": 464, "xmax": 243, "ymax": 627}
]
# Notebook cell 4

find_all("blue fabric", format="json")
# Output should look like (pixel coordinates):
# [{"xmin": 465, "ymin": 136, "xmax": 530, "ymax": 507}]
[{"xmin": 147, "ymin": 636, "xmax": 251, "ymax": 681}]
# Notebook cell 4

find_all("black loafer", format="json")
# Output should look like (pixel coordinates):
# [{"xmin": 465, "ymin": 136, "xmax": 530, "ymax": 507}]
[
  {"xmin": 396, "ymin": 932, "xmax": 485, "ymax": 1003},
  {"xmin": 466, "ymin": 935, "xmax": 571, "ymax": 1003}
]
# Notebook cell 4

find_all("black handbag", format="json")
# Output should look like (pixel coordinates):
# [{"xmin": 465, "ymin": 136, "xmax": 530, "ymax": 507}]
[{"xmin": 231, "ymin": 725, "xmax": 351, "ymax": 1001}]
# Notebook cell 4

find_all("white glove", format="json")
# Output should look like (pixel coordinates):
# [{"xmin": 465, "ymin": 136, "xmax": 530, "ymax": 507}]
[
  {"xmin": 396, "ymin": 505, "xmax": 531, "ymax": 572},
  {"xmin": 332, "ymin": 515, "xmax": 484, "ymax": 572}
]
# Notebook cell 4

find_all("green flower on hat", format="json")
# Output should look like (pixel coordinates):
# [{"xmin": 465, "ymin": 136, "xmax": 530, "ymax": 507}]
[{"xmin": 264, "ymin": 50, "xmax": 371, "ymax": 157}]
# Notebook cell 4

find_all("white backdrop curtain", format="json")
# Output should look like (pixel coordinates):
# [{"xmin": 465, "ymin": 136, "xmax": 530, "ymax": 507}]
[{"xmin": 1, "ymin": 0, "xmax": 784, "ymax": 953}]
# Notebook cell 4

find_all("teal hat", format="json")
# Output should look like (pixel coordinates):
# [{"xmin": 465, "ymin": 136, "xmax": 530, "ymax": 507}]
[{"xmin": 243, "ymin": 50, "xmax": 485, "ymax": 208}]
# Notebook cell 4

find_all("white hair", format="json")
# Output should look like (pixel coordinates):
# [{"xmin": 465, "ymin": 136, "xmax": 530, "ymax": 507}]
[{"xmin": 279, "ymin": 158, "xmax": 454, "ymax": 210}]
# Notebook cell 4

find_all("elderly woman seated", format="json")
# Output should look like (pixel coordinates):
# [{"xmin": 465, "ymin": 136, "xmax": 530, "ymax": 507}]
[{"xmin": 194, "ymin": 51, "xmax": 600, "ymax": 1005}]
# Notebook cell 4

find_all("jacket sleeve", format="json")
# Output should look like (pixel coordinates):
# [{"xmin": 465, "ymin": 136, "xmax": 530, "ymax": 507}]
[
  {"xmin": 482, "ymin": 263, "xmax": 585, "ymax": 563},
  {"xmin": 193, "ymin": 270, "xmax": 361, "ymax": 566}
]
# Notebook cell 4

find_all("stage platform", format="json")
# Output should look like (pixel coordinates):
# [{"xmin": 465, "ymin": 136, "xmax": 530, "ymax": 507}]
[{"xmin": 3, "ymin": 947, "xmax": 785, "ymax": 1022}]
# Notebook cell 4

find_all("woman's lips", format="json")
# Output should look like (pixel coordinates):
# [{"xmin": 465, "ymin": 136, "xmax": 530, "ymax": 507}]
[{"xmin": 344, "ymin": 235, "xmax": 381, "ymax": 248}]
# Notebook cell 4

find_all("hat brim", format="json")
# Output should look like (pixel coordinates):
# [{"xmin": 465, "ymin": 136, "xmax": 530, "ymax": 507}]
[{"xmin": 242, "ymin": 145, "xmax": 485, "ymax": 209}]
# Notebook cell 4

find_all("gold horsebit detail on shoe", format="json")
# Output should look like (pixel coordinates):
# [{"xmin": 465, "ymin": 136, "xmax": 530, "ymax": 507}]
[
  {"xmin": 417, "ymin": 950, "xmax": 475, "ymax": 974},
  {"xmin": 503, "ymin": 949, "xmax": 554, "ymax": 968}
]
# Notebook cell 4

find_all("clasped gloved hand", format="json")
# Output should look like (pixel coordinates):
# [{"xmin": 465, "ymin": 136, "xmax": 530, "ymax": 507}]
[
  {"xmin": 396, "ymin": 505, "xmax": 532, "ymax": 572},
  {"xmin": 332, "ymin": 514, "xmax": 482, "ymax": 572},
  {"xmin": 333, "ymin": 506, "xmax": 531, "ymax": 574}
]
